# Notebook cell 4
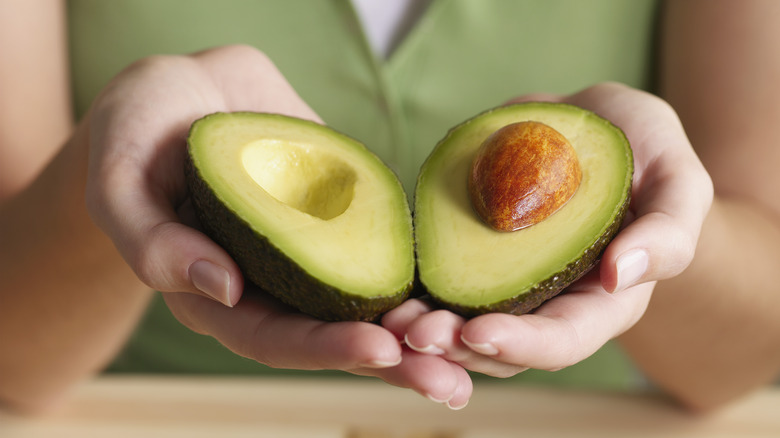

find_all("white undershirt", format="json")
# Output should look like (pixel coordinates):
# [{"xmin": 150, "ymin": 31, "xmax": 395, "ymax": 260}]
[{"xmin": 351, "ymin": 0, "xmax": 423, "ymax": 59}]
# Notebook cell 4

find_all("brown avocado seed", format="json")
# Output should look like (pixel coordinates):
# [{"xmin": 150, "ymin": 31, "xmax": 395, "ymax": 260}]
[{"xmin": 468, "ymin": 121, "xmax": 582, "ymax": 232}]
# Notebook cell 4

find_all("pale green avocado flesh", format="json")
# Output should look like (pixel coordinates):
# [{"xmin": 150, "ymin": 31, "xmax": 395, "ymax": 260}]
[
  {"xmin": 414, "ymin": 103, "xmax": 633, "ymax": 317},
  {"xmin": 185, "ymin": 112, "xmax": 415, "ymax": 321}
]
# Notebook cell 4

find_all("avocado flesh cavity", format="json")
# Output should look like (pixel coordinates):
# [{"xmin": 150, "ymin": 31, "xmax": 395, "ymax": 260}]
[
  {"xmin": 415, "ymin": 103, "xmax": 633, "ymax": 317},
  {"xmin": 186, "ymin": 112, "xmax": 415, "ymax": 321}
]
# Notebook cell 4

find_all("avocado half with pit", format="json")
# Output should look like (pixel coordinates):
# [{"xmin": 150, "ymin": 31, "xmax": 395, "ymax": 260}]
[
  {"xmin": 185, "ymin": 112, "xmax": 415, "ymax": 321},
  {"xmin": 414, "ymin": 102, "xmax": 633, "ymax": 317}
]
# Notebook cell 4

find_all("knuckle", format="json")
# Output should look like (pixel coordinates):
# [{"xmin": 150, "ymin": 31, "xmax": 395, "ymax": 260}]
[
  {"xmin": 662, "ymin": 217, "xmax": 698, "ymax": 276},
  {"xmin": 222, "ymin": 44, "xmax": 269, "ymax": 61},
  {"xmin": 547, "ymin": 319, "xmax": 584, "ymax": 371},
  {"xmin": 129, "ymin": 242, "xmax": 159, "ymax": 289},
  {"xmin": 430, "ymin": 308, "xmax": 462, "ymax": 323},
  {"xmin": 129, "ymin": 223, "xmax": 175, "ymax": 291},
  {"xmin": 127, "ymin": 53, "xmax": 183, "ymax": 73},
  {"xmin": 204, "ymin": 44, "xmax": 274, "ymax": 71}
]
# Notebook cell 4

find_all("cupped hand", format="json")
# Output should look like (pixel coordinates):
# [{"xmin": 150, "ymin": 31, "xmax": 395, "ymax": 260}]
[
  {"xmin": 85, "ymin": 44, "xmax": 322, "ymax": 306},
  {"xmin": 84, "ymin": 45, "xmax": 470, "ymax": 408},
  {"xmin": 383, "ymin": 82, "xmax": 713, "ymax": 384}
]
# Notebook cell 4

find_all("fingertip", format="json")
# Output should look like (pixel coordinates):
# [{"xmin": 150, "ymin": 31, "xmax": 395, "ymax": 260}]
[
  {"xmin": 346, "ymin": 322, "xmax": 404, "ymax": 370},
  {"xmin": 188, "ymin": 259, "xmax": 243, "ymax": 306},
  {"xmin": 446, "ymin": 390, "xmax": 471, "ymax": 411},
  {"xmin": 404, "ymin": 333, "xmax": 445, "ymax": 356},
  {"xmin": 460, "ymin": 314, "xmax": 507, "ymax": 357},
  {"xmin": 404, "ymin": 309, "xmax": 465, "ymax": 356},
  {"xmin": 599, "ymin": 258, "xmax": 619, "ymax": 294},
  {"xmin": 447, "ymin": 398, "xmax": 469, "ymax": 411},
  {"xmin": 610, "ymin": 248, "xmax": 649, "ymax": 293},
  {"xmin": 602, "ymin": 210, "xmax": 694, "ymax": 292},
  {"xmin": 132, "ymin": 222, "xmax": 244, "ymax": 305},
  {"xmin": 358, "ymin": 356, "xmax": 403, "ymax": 369},
  {"xmin": 459, "ymin": 335, "xmax": 499, "ymax": 356},
  {"xmin": 362, "ymin": 350, "xmax": 469, "ymax": 409},
  {"xmin": 459, "ymin": 313, "xmax": 517, "ymax": 355},
  {"xmin": 441, "ymin": 362, "xmax": 473, "ymax": 411},
  {"xmin": 188, "ymin": 259, "xmax": 229, "ymax": 303},
  {"xmin": 380, "ymin": 298, "xmax": 434, "ymax": 339}
]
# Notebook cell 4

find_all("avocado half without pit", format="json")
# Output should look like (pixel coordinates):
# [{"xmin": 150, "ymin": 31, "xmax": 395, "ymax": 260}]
[
  {"xmin": 185, "ymin": 112, "xmax": 415, "ymax": 322},
  {"xmin": 415, "ymin": 102, "xmax": 633, "ymax": 317}
]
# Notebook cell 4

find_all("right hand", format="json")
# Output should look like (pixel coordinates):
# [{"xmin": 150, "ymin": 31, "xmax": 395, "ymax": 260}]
[
  {"xmin": 84, "ymin": 45, "xmax": 473, "ymax": 409},
  {"xmin": 382, "ymin": 83, "xmax": 712, "ymax": 387}
]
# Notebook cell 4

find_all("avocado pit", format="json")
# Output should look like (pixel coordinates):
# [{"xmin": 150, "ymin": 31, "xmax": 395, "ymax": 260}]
[{"xmin": 468, "ymin": 121, "xmax": 582, "ymax": 231}]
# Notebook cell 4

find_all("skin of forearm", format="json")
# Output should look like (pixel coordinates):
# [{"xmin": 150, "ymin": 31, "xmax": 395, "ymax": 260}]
[
  {"xmin": 0, "ymin": 0, "xmax": 73, "ymax": 201},
  {"xmin": 0, "ymin": 123, "xmax": 152, "ymax": 413},
  {"xmin": 619, "ymin": 196, "xmax": 780, "ymax": 412}
]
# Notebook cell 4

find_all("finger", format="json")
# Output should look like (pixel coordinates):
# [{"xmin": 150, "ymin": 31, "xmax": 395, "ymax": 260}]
[
  {"xmin": 460, "ymin": 282, "xmax": 653, "ymax": 371},
  {"xmin": 564, "ymin": 84, "xmax": 713, "ymax": 292},
  {"xmin": 509, "ymin": 83, "xmax": 710, "ymax": 291},
  {"xmin": 166, "ymin": 290, "xmax": 473, "ymax": 409},
  {"xmin": 87, "ymin": 47, "xmax": 324, "ymax": 306},
  {"xmin": 352, "ymin": 349, "xmax": 473, "ymax": 410},
  {"xmin": 88, "ymin": 165, "xmax": 244, "ymax": 306},
  {"xmin": 163, "ymin": 291, "xmax": 404, "ymax": 370},
  {"xmin": 403, "ymin": 310, "xmax": 527, "ymax": 378},
  {"xmin": 600, "ymin": 137, "xmax": 711, "ymax": 292},
  {"xmin": 88, "ymin": 173, "xmax": 245, "ymax": 306},
  {"xmin": 381, "ymin": 300, "xmax": 524, "ymax": 379},
  {"xmin": 380, "ymin": 298, "xmax": 434, "ymax": 340},
  {"xmin": 404, "ymin": 309, "xmax": 462, "ymax": 356},
  {"xmin": 84, "ymin": 55, "xmax": 247, "ymax": 305},
  {"xmin": 601, "ymin": 212, "xmax": 689, "ymax": 294},
  {"xmin": 191, "ymin": 45, "xmax": 323, "ymax": 123}
]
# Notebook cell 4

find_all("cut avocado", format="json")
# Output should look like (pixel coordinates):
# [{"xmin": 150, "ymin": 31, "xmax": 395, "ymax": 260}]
[
  {"xmin": 414, "ymin": 103, "xmax": 633, "ymax": 317},
  {"xmin": 185, "ymin": 112, "xmax": 415, "ymax": 321}
]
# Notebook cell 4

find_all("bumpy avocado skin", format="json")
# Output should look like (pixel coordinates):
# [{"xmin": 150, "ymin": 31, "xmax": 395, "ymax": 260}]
[{"xmin": 184, "ymin": 136, "xmax": 413, "ymax": 323}]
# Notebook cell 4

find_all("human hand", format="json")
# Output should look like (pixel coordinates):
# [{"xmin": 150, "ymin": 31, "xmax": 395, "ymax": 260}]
[
  {"xmin": 84, "ymin": 45, "xmax": 470, "ymax": 405},
  {"xmin": 86, "ymin": 45, "xmax": 323, "ymax": 307},
  {"xmin": 382, "ymin": 82, "xmax": 713, "ymax": 392}
]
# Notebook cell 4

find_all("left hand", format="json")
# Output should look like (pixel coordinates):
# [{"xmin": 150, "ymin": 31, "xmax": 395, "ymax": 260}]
[{"xmin": 382, "ymin": 82, "xmax": 713, "ymax": 388}]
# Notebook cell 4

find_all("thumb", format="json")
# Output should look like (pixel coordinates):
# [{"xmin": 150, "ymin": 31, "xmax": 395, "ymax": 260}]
[
  {"xmin": 88, "ymin": 174, "xmax": 244, "ymax": 306},
  {"xmin": 82, "ymin": 51, "xmax": 249, "ymax": 306},
  {"xmin": 135, "ymin": 223, "xmax": 244, "ymax": 307}
]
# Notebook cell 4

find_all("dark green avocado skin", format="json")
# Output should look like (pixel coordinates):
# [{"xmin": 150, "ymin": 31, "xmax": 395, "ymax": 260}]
[
  {"xmin": 427, "ymin": 193, "xmax": 630, "ymax": 318},
  {"xmin": 184, "ymin": 153, "xmax": 413, "ymax": 322}
]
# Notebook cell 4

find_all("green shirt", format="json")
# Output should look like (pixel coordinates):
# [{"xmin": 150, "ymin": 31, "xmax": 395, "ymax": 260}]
[{"xmin": 68, "ymin": 0, "xmax": 658, "ymax": 390}]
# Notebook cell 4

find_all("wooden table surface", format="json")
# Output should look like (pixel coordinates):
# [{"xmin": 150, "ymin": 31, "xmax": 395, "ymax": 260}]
[{"xmin": 2, "ymin": 375, "xmax": 778, "ymax": 437}]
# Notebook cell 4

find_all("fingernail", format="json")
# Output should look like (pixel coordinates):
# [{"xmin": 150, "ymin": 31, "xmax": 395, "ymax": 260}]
[
  {"xmin": 189, "ymin": 260, "xmax": 233, "ymax": 306},
  {"xmin": 614, "ymin": 249, "xmax": 648, "ymax": 293},
  {"xmin": 426, "ymin": 393, "xmax": 453, "ymax": 404},
  {"xmin": 404, "ymin": 334, "xmax": 445, "ymax": 355},
  {"xmin": 359, "ymin": 357, "xmax": 402, "ymax": 368},
  {"xmin": 460, "ymin": 336, "xmax": 499, "ymax": 356},
  {"xmin": 447, "ymin": 399, "xmax": 469, "ymax": 410}
]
